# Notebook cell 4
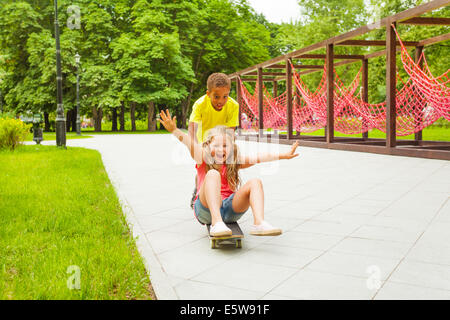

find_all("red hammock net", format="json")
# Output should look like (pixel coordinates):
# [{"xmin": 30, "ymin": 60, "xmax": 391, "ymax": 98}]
[{"xmin": 238, "ymin": 26, "xmax": 449, "ymax": 136}]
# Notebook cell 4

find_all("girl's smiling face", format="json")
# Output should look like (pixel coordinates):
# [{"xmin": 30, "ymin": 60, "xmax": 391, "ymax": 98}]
[{"xmin": 209, "ymin": 134, "xmax": 233, "ymax": 164}]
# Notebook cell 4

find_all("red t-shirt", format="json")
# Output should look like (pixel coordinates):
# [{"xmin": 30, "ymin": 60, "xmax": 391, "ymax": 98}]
[{"xmin": 194, "ymin": 162, "xmax": 234, "ymax": 201}]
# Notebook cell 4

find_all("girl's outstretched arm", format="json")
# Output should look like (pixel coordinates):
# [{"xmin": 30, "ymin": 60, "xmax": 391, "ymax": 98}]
[
  {"xmin": 158, "ymin": 109, "xmax": 203, "ymax": 164},
  {"xmin": 239, "ymin": 141, "xmax": 299, "ymax": 169}
]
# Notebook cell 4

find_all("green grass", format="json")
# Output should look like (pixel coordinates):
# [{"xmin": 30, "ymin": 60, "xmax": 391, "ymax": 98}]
[
  {"xmin": 81, "ymin": 129, "xmax": 170, "ymax": 135},
  {"xmin": 25, "ymin": 132, "xmax": 93, "ymax": 142},
  {"xmin": 0, "ymin": 145, "xmax": 154, "ymax": 299},
  {"xmin": 25, "ymin": 129, "xmax": 170, "ymax": 141}
]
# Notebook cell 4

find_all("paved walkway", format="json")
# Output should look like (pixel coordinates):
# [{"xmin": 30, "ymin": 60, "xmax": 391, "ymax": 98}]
[{"xmin": 36, "ymin": 134, "xmax": 449, "ymax": 299}]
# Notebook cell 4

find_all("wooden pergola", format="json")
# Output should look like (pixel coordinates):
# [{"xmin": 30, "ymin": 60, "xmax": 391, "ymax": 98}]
[{"xmin": 228, "ymin": 0, "xmax": 450, "ymax": 160}]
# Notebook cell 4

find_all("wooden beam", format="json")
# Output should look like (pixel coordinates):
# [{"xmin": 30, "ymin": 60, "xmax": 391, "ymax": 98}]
[
  {"xmin": 245, "ymin": 71, "xmax": 286, "ymax": 76},
  {"xmin": 357, "ymin": 33, "xmax": 448, "ymax": 61},
  {"xmin": 326, "ymin": 44, "xmax": 334, "ymax": 143},
  {"xmin": 337, "ymin": 39, "xmax": 419, "ymax": 46},
  {"xmin": 417, "ymin": 32, "xmax": 450, "ymax": 46},
  {"xmin": 364, "ymin": 47, "xmax": 402, "ymax": 60},
  {"xmin": 240, "ymin": 78, "xmax": 276, "ymax": 82},
  {"xmin": 386, "ymin": 21, "xmax": 397, "ymax": 148},
  {"xmin": 286, "ymin": 59, "xmax": 293, "ymax": 140},
  {"xmin": 295, "ymin": 65, "xmax": 324, "ymax": 69},
  {"xmin": 400, "ymin": 17, "xmax": 450, "ymax": 25},
  {"xmin": 295, "ymin": 54, "xmax": 365, "ymax": 60},
  {"xmin": 273, "ymin": 81, "xmax": 278, "ymax": 97},
  {"xmin": 257, "ymin": 67, "xmax": 264, "ymax": 136},
  {"xmin": 415, "ymin": 46, "xmax": 424, "ymax": 142},
  {"xmin": 362, "ymin": 59, "xmax": 369, "ymax": 140},
  {"xmin": 236, "ymin": 78, "xmax": 242, "ymax": 131},
  {"xmin": 266, "ymin": 64, "xmax": 300, "ymax": 69},
  {"xmin": 298, "ymin": 59, "xmax": 357, "ymax": 75}
]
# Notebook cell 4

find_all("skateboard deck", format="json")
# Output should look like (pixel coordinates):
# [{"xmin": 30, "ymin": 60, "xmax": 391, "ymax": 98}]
[{"xmin": 207, "ymin": 222, "xmax": 244, "ymax": 249}]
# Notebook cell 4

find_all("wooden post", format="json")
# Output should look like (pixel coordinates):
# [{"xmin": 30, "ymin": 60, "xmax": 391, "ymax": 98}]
[
  {"xmin": 414, "ymin": 46, "xmax": 424, "ymax": 143},
  {"xmin": 236, "ymin": 78, "xmax": 242, "ymax": 133},
  {"xmin": 273, "ymin": 81, "xmax": 278, "ymax": 136},
  {"xmin": 362, "ymin": 59, "xmax": 369, "ymax": 140},
  {"xmin": 386, "ymin": 21, "xmax": 397, "ymax": 148},
  {"xmin": 326, "ymin": 43, "xmax": 334, "ymax": 143},
  {"xmin": 295, "ymin": 85, "xmax": 301, "ymax": 137},
  {"xmin": 286, "ymin": 58, "xmax": 293, "ymax": 140},
  {"xmin": 257, "ymin": 67, "xmax": 264, "ymax": 137}
]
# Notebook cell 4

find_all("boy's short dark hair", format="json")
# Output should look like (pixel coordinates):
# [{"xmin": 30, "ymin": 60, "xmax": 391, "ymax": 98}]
[{"xmin": 207, "ymin": 73, "xmax": 231, "ymax": 91}]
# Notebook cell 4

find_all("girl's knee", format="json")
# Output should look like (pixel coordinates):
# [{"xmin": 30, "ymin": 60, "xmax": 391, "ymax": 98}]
[
  {"xmin": 249, "ymin": 178, "xmax": 263, "ymax": 187},
  {"xmin": 205, "ymin": 169, "xmax": 220, "ymax": 179}
]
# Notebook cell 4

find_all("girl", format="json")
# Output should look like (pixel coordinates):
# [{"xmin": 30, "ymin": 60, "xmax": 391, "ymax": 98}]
[{"xmin": 158, "ymin": 109, "xmax": 299, "ymax": 237}]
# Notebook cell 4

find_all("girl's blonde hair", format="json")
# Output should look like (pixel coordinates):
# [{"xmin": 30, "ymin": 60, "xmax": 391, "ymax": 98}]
[{"xmin": 202, "ymin": 125, "xmax": 241, "ymax": 191}]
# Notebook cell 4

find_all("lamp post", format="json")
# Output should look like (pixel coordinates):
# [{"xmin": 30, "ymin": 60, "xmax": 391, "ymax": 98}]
[
  {"xmin": 54, "ymin": 0, "xmax": 66, "ymax": 147},
  {"xmin": 32, "ymin": 113, "xmax": 44, "ymax": 144},
  {"xmin": 75, "ymin": 53, "xmax": 81, "ymax": 135}
]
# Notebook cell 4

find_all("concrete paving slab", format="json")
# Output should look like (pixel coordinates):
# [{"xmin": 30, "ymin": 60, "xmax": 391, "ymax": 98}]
[
  {"xmin": 174, "ymin": 280, "xmax": 265, "ymax": 300},
  {"xmin": 388, "ymin": 260, "xmax": 450, "ymax": 291},
  {"xmin": 331, "ymin": 237, "xmax": 411, "ymax": 259},
  {"xmin": 271, "ymin": 269, "xmax": 379, "ymax": 299},
  {"xmin": 192, "ymin": 260, "xmax": 298, "ymax": 293},
  {"xmin": 375, "ymin": 282, "xmax": 450, "ymax": 300},
  {"xmin": 305, "ymin": 251, "xmax": 400, "ymax": 280}
]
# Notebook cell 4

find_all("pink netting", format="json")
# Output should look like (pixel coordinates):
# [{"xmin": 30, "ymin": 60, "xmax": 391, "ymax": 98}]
[{"xmin": 237, "ymin": 27, "xmax": 449, "ymax": 136}]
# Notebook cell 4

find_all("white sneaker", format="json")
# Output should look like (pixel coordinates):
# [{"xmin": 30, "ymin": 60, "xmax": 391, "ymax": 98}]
[
  {"xmin": 250, "ymin": 221, "xmax": 282, "ymax": 236},
  {"xmin": 210, "ymin": 221, "xmax": 232, "ymax": 237}
]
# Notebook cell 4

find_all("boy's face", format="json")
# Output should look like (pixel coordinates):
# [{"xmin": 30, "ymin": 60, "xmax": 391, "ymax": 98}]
[{"xmin": 207, "ymin": 86, "xmax": 230, "ymax": 111}]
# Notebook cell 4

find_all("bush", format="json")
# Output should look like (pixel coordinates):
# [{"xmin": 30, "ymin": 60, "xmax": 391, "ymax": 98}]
[
  {"xmin": 432, "ymin": 117, "xmax": 450, "ymax": 128},
  {"xmin": 0, "ymin": 110, "xmax": 17, "ymax": 119},
  {"xmin": 0, "ymin": 117, "xmax": 32, "ymax": 151}
]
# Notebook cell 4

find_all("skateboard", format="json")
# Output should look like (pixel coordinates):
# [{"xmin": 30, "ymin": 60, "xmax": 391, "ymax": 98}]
[{"xmin": 207, "ymin": 222, "xmax": 244, "ymax": 249}]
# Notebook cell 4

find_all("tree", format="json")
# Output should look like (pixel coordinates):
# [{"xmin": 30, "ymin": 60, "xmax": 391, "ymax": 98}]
[{"xmin": 111, "ymin": 0, "xmax": 194, "ymax": 131}]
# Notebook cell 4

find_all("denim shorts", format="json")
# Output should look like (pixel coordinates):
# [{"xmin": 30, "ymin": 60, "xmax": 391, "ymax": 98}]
[{"xmin": 194, "ymin": 193, "xmax": 247, "ymax": 225}]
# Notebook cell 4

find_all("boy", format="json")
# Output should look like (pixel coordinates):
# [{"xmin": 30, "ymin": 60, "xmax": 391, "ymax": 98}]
[{"xmin": 188, "ymin": 73, "xmax": 240, "ymax": 208}]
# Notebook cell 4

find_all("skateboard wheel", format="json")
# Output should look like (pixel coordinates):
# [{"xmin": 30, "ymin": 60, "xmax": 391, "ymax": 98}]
[
  {"xmin": 211, "ymin": 240, "xmax": 217, "ymax": 249},
  {"xmin": 236, "ymin": 239, "xmax": 242, "ymax": 248}
]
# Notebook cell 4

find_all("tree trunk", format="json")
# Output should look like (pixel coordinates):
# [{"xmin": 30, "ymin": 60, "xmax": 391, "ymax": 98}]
[
  {"xmin": 130, "ymin": 102, "xmax": 136, "ymax": 131},
  {"xmin": 44, "ymin": 112, "xmax": 50, "ymax": 132},
  {"xmin": 175, "ymin": 107, "xmax": 182, "ymax": 128},
  {"xmin": 156, "ymin": 105, "xmax": 164, "ymax": 131},
  {"xmin": 182, "ymin": 81, "xmax": 196, "ymax": 129},
  {"xmin": 119, "ymin": 101, "xmax": 125, "ymax": 131},
  {"xmin": 147, "ymin": 101, "xmax": 156, "ymax": 132},
  {"xmin": 66, "ymin": 110, "xmax": 72, "ymax": 132},
  {"xmin": 181, "ymin": 100, "xmax": 188, "ymax": 129},
  {"xmin": 71, "ymin": 108, "xmax": 77, "ymax": 132},
  {"xmin": 92, "ymin": 105, "xmax": 103, "ymax": 132},
  {"xmin": 112, "ymin": 107, "xmax": 118, "ymax": 132}
]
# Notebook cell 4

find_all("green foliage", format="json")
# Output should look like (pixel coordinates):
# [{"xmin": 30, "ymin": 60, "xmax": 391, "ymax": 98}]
[
  {"xmin": 0, "ymin": 0, "xmax": 273, "ymax": 129},
  {"xmin": 0, "ymin": 117, "xmax": 32, "ymax": 151}
]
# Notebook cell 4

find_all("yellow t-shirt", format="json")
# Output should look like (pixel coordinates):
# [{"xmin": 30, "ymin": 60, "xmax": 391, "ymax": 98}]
[{"xmin": 189, "ymin": 94, "xmax": 239, "ymax": 143}]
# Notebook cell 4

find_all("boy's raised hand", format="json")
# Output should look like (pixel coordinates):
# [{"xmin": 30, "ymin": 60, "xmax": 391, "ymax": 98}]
[
  {"xmin": 158, "ymin": 109, "xmax": 177, "ymax": 133},
  {"xmin": 280, "ymin": 141, "xmax": 300, "ymax": 160}
]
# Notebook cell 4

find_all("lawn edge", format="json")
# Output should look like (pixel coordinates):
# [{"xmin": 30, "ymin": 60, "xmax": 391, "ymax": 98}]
[{"xmin": 96, "ymin": 149, "xmax": 178, "ymax": 300}]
